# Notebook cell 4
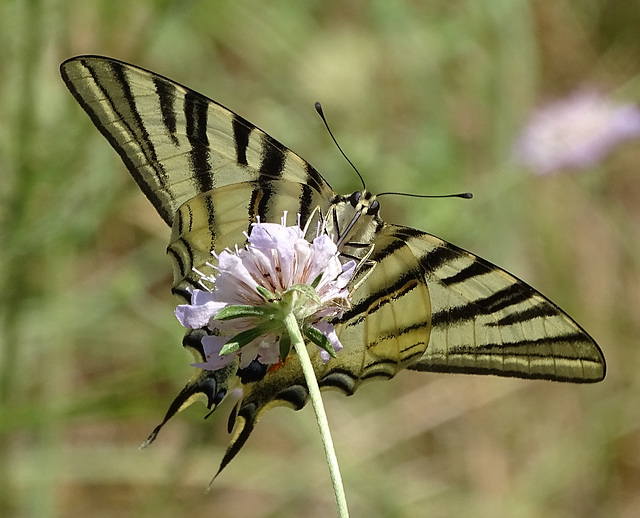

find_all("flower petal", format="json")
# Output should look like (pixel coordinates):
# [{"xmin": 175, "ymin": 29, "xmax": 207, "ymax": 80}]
[
  {"xmin": 315, "ymin": 320, "xmax": 343, "ymax": 363},
  {"xmin": 215, "ymin": 253, "xmax": 263, "ymax": 304},
  {"xmin": 191, "ymin": 334, "xmax": 237, "ymax": 370},
  {"xmin": 337, "ymin": 260, "xmax": 357, "ymax": 289},
  {"xmin": 256, "ymin": 336, "xmax": 282, "ymax": 365},
  {"xmin": 191, "ymin": 289, "xmax": 216, "ymax": 305},
  {"xmin": 308, "ymin": 234, "xmax": 340, "ymax": 283},
  {"xmin": 175, "ymin": 296, "xmax": 226, "ymax": 329}
]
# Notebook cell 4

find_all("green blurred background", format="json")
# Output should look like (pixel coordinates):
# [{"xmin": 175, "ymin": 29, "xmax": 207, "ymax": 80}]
[{"xmin": 1, "ymin": 1, "xmax": 639, "ymax": 517}]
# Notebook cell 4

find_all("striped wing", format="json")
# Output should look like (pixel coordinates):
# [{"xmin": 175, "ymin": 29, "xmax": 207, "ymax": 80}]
[
  {"xmin": 60, "ymin": 55, "xmax": 334, "ymax": 229},
  {"xmin": 383, "ymin": 225, "xmax": 605, "ymax": 381},
  {"xmin": 61, "ymin": 55, "xmax": 605, "ymax": 477}
]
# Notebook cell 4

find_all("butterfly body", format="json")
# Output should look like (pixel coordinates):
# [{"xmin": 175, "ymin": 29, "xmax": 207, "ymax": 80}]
[{"xmin": 61, "ymin": 56, "xmax": 605, "ymax": 473}]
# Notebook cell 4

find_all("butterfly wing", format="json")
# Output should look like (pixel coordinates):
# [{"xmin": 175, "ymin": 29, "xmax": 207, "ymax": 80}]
[
  {"xmin": 374, "ymin": 225, "xmax": 606, "ymax": 381},
  {"xmin": 60, "ymin": 56, "xmax": 334, "ymax": 228}
]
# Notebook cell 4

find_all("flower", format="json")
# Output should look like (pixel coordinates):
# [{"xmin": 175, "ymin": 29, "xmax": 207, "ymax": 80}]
[
  {"xmin": 175, "ymin": 214, "xmax": 357, "ymax": 371},
  {"xmin": 513, "ymin": 90, "xmax": 640, "ymax": 175}
]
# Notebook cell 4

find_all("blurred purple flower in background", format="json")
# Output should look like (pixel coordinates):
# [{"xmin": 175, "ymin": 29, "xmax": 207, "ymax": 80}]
[{"xmin": 513, "ymin": 90, "xmax": 640, "ymax": 175}]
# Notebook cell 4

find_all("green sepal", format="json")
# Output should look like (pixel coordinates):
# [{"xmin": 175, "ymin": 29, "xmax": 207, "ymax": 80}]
[
  {"xmin": 256, "ymin": 285, "xmax": 277, "ymax": 302},
  {"xmin": 287, "ymin": 283, "xmax": 322, "ymax": 305},
  {"xmin": 304, "ymin": 324, "xmax": 336, "ymax": 358},
  {"xmin": 220, "ymin": 324, "xmax": 272, "ymax": 355},
  {"xmin": 216, "ymin": 304, "xmax": 273, "ymax": 321},
  {"xmin": 279, "ymin": 334, "xmax": 291, "ymax": 362},
  {"xmin": 311, "ymin": 272, "xmax": 323, "ymax": 289}
]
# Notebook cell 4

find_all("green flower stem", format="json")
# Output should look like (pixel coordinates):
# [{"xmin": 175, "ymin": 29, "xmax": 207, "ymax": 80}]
[{"xmin": 283, "ymin": 312, "xmax": 350, "ymax": 518}]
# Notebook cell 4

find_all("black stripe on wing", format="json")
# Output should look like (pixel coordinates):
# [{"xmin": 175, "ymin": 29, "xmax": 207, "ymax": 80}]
[
  {"xmin": 409, "ymin": 362, "xmax": 593, "ymax": 383},
  {"xmin": 184, "ymin": 91, "xmax": 214, "ymax": 193},
  {"xmin": 340, "ymin": 274, "xmax": 422, "ymax": 326},
  {"xmin": 408, "ymin": 332, "xmax": 602, "ymax": 382},
  {"xmin": 248, "ymin": 182, "xmax": 275, "ymax": 224},
  {"xmin": 108, "ymin": 60, "xmax": 169, "ymax": 186},
  {"xmin": 430, "ymin": 283, "xmax": 538, "ymax": 327},
  {"xmin": 154, "ymin": 76, "xmax": 179, "ymax": 146},
  {"xmin": 167, "ymin": 241, "xmax": 190, "ymax": 283},
  {"xmin": 488, "ymin": 304, "xmax": 560, "ymax": 326},
  {"xmin": 259, "ymin": 134, "xmax": 287, "ymax": 178},
  {"xmin": 232, "ymin": 114, "xmax": 251, "ymax": 166},
  {"xmin": 318, "ymin": 368, "xmax": 359, "ymax": 395},
  {"xmin": 366, "ymin": 321, "xmax": 430, "ymax": 351},
  {"xmin": 298, "ymin": 182, "xmax": 316, "ymax": 230},
  {"xmin": 305, "ymin": 161, "xmax": 334, "ymax": 197},
  {"xmin": 468, "ymin": 332, "xmax": 589, "ymax": 352},
  {"xmin": 243, "ymin": 136, "xmax": 288, "ymax": 222},
  {"xmin": 439, "ymin": 260, "xmax": 488, "ymax": 286}
]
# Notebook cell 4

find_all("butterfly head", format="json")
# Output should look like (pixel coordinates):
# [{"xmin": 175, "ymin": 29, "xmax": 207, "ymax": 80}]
[
  {"xmin": 348, "ymin": 190, "xmax": 380, "ymax": 216},
  {"xmin": 330, "ymin": 189, "xmax": 381, "ymax": 253}
]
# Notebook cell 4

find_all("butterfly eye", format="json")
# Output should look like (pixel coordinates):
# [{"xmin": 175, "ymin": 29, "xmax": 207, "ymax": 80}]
[
  {"xmin": 367, "ymin": 199, "xmax": 380, "ymax": 215},
  {"xmin": 349, "ymin": 191, "xmax": 362, "ymax": 207}
]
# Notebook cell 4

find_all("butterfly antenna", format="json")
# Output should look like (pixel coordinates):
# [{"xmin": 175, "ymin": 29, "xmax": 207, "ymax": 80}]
[
  {"xmin": 315, "ymin": 102, "xmax": 366, "ymax": 191},
  {"xmin": 377, "ymin": 191, "xmax": 473, "ymax": 199}
]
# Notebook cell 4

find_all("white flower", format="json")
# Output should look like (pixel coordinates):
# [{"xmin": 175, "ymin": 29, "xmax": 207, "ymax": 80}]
[
  {"xmin": 513, "ymin": 90, "xmax": 640, "ymax": 175},
  {"xmin": 175, "ymin": 215, "xmax": 356, "ymax": 371}
]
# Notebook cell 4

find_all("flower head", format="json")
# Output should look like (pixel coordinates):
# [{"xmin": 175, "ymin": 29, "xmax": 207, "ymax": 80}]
[
  {"xmin": 513, "ymin": 90, "xmax": 640, "ymax": 175},
  {"xmin": 175, "ymin": 215, "xmax": 356, "ymax": 371}
]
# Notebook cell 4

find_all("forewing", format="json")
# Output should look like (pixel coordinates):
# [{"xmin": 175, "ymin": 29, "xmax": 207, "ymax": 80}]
[{"xmin": 60, "ymin": 55, "xmax": 334, "ymax": 226}]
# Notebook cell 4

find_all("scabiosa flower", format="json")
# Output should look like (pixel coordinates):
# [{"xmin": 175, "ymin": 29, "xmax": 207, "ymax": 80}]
[
  {"xmin": 175, "ymin": 214, "xmax": 357, "ymax": 371},
  {"xmin": 513, "ymin": 90, "xmax": 640, "ymax": 175}
]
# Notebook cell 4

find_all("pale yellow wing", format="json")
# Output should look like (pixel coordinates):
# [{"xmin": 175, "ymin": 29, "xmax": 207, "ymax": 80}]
[
  {"xmin": 60, "ymin": 55, "xmax": 334, "ymax": 228},
  {"xmin": 379, "ymin": 224, "xmax": 604, "ymax": 381}
]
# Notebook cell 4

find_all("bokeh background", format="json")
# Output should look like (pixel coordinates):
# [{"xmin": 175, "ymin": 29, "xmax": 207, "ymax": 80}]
[{"xmin": 1, "ymin": 1, "xmax": 639, "ymax": 517}]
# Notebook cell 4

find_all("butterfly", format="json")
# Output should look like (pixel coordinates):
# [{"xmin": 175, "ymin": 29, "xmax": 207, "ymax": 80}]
[{"xmin": 60, "ymin": 55, "xmax": 605, "ymax": 474}]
